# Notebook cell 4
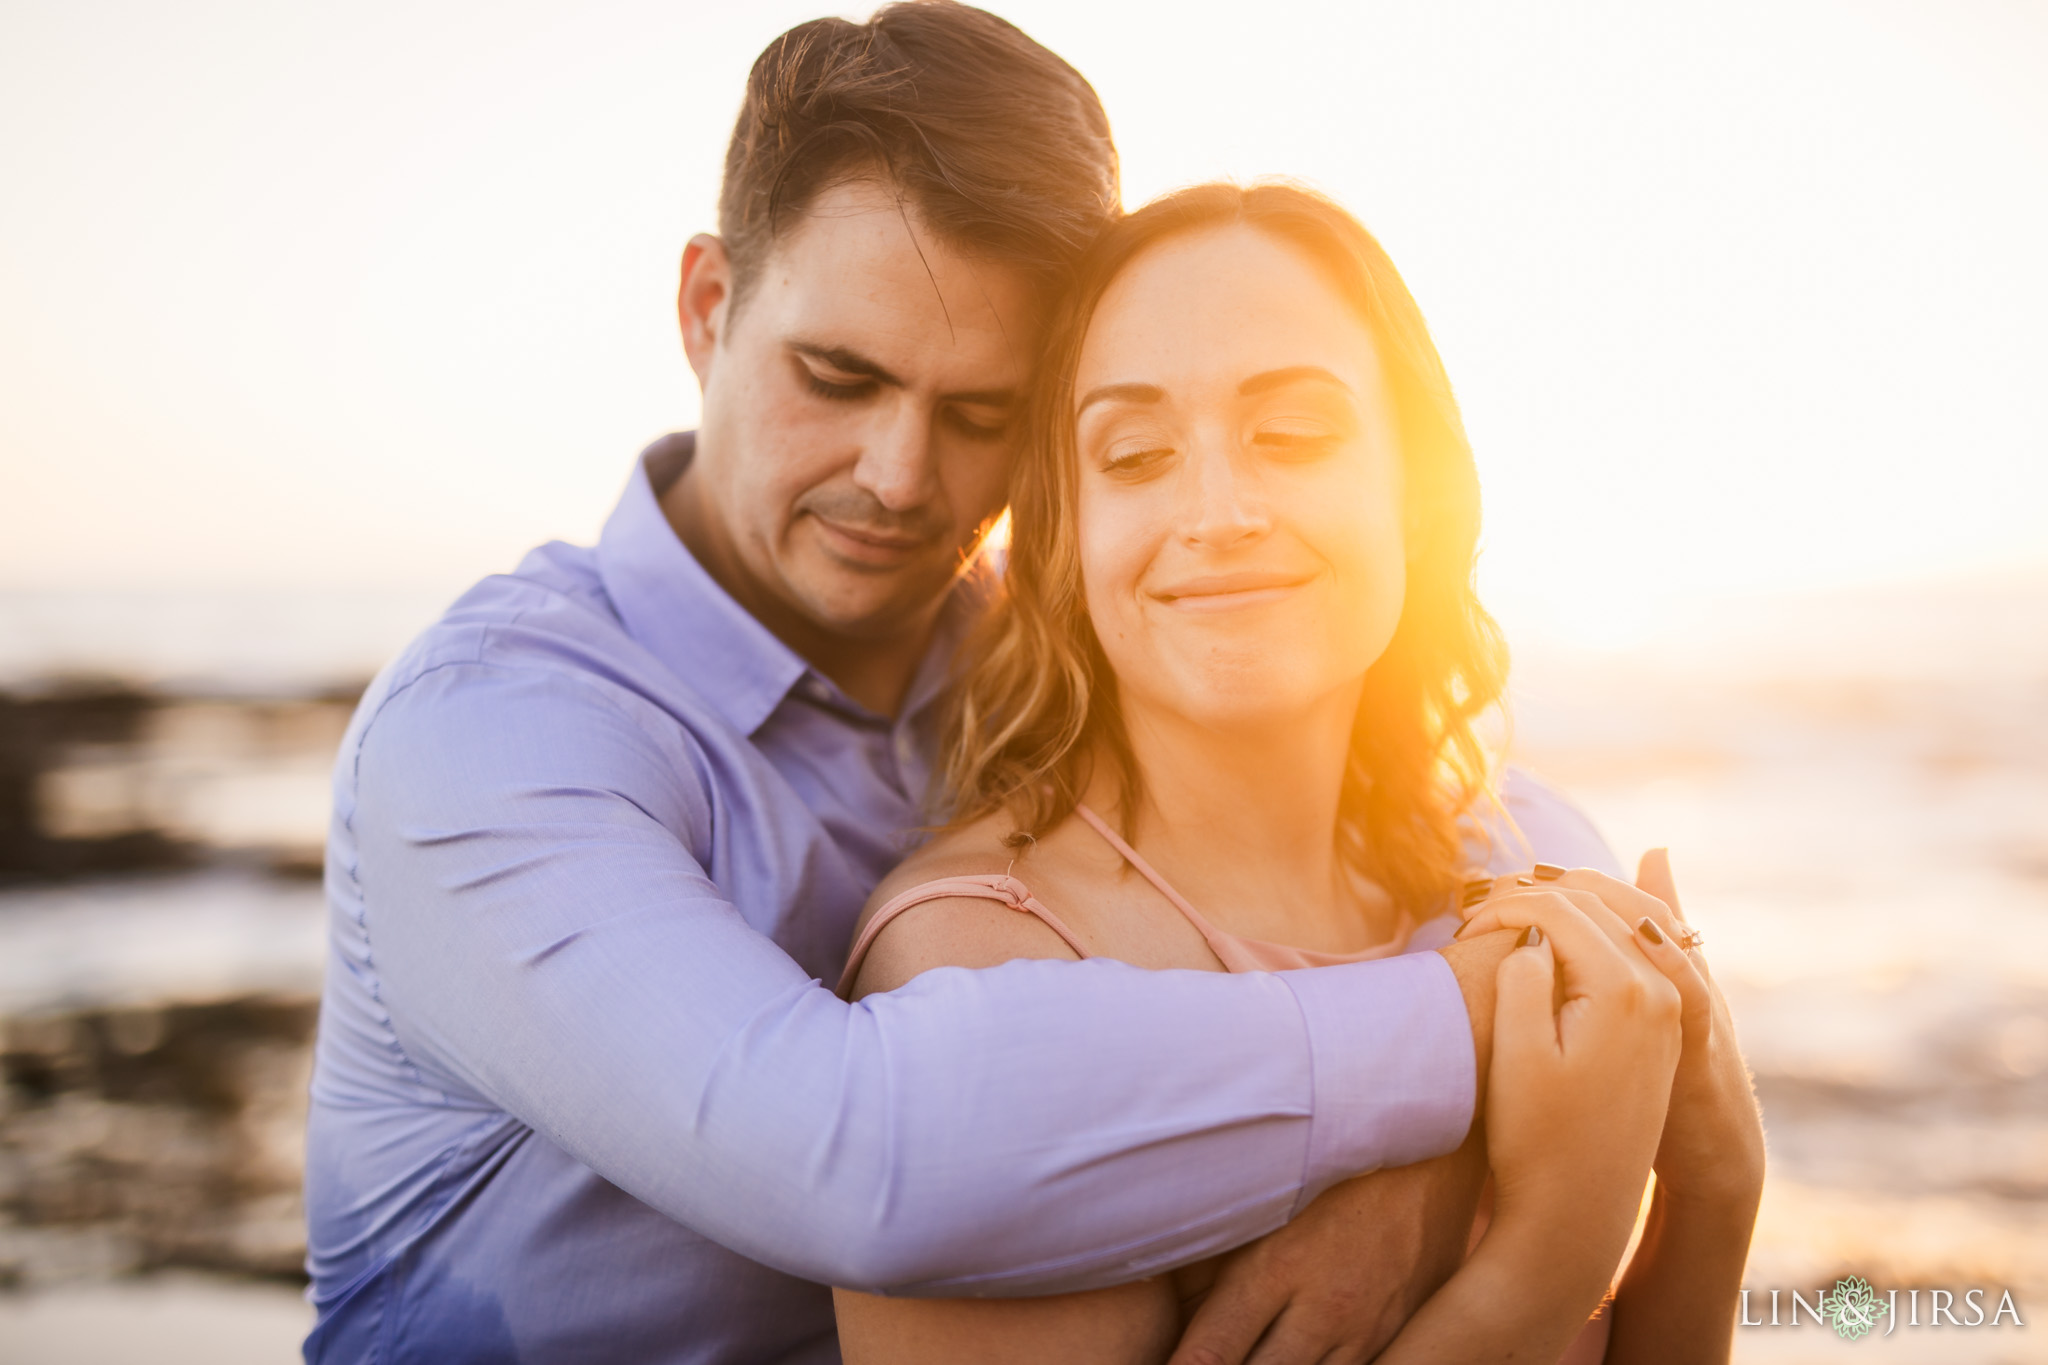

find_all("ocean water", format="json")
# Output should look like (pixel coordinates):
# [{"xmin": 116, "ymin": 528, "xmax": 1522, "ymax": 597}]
[
  {"xmin": 1, "ymin": 575, "xmax": 2044, "ymax": 1360},
  {"xmin": 1508, "ymin": 575, "xmax": 2048, "ymax": 1361}
]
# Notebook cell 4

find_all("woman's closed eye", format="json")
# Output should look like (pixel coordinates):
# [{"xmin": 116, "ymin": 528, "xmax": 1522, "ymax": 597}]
[
  {"xmin": 1098, "ymin": 441, "xmax": 1175, "ymax": 479},
  {"xmin": 1251, "ymin": 420, "xmax": 1341, "ymax": 459}
]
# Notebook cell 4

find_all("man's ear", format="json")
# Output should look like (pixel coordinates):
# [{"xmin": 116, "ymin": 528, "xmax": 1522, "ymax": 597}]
[{"xmin": 678, "ymin": 233, "xmax": 732, "ymax": 387}]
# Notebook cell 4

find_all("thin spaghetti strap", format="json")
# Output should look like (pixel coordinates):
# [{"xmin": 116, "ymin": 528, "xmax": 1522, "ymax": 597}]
[
  {"xmin": 1071, "ymin": 803, "xmax": 1425, "ymax": 972},
  {"xmin": 837, "ymin": 874, "xmax": 1088, "ymax": 997},
  {"xmin": 1069, "ymin": 802, "xmax": 1252, "ymax": 968},
  {"xmin": 1070, "ymin": 804, "xmax": 1210, "ymax": 920}
]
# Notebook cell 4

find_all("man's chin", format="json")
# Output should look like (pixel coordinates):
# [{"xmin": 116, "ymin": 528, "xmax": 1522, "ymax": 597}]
[
  {"xmin": 773, "ymin": 538, "xmax": 962, "ymax": 641},
  {"xmin": 785, "ymin": 574, "xmax": 953, "ymax": 645}
]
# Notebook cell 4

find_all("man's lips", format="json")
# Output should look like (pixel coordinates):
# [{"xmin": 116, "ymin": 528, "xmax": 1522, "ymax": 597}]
[
  {"xmin": 1150, "ymin": 570, "xmax": 1315, "ymax": 612},
  {"xmin": 806, "ymin": 512, "xmax": 937, "ymax": 565}
]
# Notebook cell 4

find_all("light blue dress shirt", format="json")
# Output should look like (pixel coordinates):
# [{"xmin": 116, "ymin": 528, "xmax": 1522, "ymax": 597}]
[{"xmin": 302, "ymin": 435, "xmax": 1619, "ymax": 1363}]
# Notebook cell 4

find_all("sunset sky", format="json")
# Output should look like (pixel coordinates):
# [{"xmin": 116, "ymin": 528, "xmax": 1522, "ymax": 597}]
[{"xmin": 3, "ymin": 0, "xmax": 2044, "ymax": 647}]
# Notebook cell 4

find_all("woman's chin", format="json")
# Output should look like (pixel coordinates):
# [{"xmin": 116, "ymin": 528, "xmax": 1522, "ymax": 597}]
[
  {"xmin": 1113, "ymin": 648, "xmax": 1370, "ymax": 739},
  {"xmin": 1157, "ymin": 684, "xmax": 1335, "ymax": 737}
]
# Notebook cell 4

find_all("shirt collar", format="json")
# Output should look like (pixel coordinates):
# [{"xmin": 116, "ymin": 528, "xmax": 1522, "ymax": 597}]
[
  {"xmin": 597, "ymin": 433, "xmax": 809, "ymax": 737},
  {"xmin": 596, "ymin": 433, "xmax": 992, "ymax": 739}
]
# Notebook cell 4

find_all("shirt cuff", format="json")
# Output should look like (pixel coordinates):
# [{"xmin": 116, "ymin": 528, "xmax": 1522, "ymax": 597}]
[{"xmin": 1276, "ymin": 951, "xmax": 1476, "ymax": 1214}]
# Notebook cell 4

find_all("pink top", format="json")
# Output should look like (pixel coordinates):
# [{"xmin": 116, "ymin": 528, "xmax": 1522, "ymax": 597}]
[
  {"xmin": 840, "ymin": 803, "xmax": 1450, "ymax": 994},
  {"xmin": 836, "ymin": 806, "xmax": 1613, "ymax": 1365}
]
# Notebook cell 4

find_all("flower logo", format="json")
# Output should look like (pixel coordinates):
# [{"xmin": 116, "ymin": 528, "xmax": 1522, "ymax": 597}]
[{"xmin": 1822, "ymin": 1275, "xmax": 1889, "ymax": 1341}]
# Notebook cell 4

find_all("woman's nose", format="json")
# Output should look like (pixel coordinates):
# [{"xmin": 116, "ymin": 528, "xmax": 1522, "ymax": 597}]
[{"xmin": 1179, "ymin": 437, "xmax": 1269, "ymax": 549}]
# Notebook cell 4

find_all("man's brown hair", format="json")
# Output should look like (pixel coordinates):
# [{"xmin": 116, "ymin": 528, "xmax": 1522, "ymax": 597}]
[{"xmin": 718, "ymin": 1, "xmax": 1119, "ymax": 304}]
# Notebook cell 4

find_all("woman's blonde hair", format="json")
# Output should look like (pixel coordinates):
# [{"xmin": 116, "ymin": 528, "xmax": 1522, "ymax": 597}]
[{"xmin": 940, "ymin": 181, "xmax": 1508, "ymax": 914}]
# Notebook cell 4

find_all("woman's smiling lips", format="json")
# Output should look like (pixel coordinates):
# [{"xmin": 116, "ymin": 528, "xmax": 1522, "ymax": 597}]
[{"xmin": 1149, "ymin": 569, "xmax": 1315, "ymax": 612}]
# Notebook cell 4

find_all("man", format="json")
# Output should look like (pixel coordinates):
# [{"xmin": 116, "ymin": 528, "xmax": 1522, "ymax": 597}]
[{"xmin": 302, "ymin": 4, "xmax": 1618, "ymax": 1362}]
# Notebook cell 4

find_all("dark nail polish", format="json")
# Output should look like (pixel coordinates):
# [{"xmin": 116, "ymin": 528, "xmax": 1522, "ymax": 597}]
[
  {"xmin": 1518, "ymin": 925, "xmax": 1543, "ymax": 948},
  {"xmin": 1532, "ymin": 863, "xmax": 1566, "ymax": 881},
  {"xmin": 1637, "ymin": 917, "xmax": 1666, "ymax": 946}
]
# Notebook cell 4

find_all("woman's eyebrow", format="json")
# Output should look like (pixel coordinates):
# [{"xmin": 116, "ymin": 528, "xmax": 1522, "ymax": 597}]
[
  {"xmin": 1238, "ymin": 365, "xmax": 1352, "ymax": 396},
  {"xmin": 1076, "ymin": 381, "xmax": 1164, "ymax": 415},
  {"xmin": 1076, "ymin": 369, "xmax": 1351, "ymax": 414}
]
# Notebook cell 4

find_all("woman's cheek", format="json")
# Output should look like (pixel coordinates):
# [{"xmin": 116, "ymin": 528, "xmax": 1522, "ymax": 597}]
[
  {"xmin": 1292, "ymin": 484, "xmax": 1406, "ymax": 647},
  {"xmin": 1077, "ymin": 492, "xmax": 1157, "ymax": 636},
  {"xmin": 1289, "ymin": 476, "xmax": 1393, "ymax": 573}
]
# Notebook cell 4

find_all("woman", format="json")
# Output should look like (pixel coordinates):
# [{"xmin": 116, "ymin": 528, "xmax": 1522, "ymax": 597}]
[{"xmin": 834, "ymin": 182, "xmax": 1765, "ymax": 1362}]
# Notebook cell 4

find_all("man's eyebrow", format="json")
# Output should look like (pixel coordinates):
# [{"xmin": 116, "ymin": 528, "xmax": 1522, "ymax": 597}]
[
  {"xmin": 1076, "ymin": 382, "xmax": 1165, "ymax": 415},
  {"xmin": 791, "ymin": 341, "xmax": 1015, "ymax": 407},
  {"xmin": 1238, "ymin": 365, "xmax": 1353, "ymax": 397}
]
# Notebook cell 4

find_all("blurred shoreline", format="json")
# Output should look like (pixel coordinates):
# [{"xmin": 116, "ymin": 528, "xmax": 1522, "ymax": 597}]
[{"xmin": 1, "ymin": 571, "xmax": 2045, "ymax": 1360}]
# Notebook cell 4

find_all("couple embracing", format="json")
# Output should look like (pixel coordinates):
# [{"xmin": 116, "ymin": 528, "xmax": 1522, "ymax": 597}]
[{"xmin": 302, "ymin": 4, "xmax": 1765, "ymax": 1362}]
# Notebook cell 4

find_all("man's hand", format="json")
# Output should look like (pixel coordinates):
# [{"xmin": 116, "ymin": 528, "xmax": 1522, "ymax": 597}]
[
  {"xmin": 1165, "ymin": 929, "xmax": 1516, "ymax": 1363},
  {"xmin": 1438, "ymin": 927, "xmax": 1520, "ymax": 1108},
  {"xmin": 1168, "ymin": 1126, "xmax": 1487, "ymax": 1365}
]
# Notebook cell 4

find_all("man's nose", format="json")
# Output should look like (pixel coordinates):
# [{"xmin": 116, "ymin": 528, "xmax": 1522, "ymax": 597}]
[
  {"xmin": 1180, "ymin": 434, "xmax": 1270, "ymax": 550},
  {"xmin": 850, "ymin": 404, "xmax": 941, "ymax": 513}
]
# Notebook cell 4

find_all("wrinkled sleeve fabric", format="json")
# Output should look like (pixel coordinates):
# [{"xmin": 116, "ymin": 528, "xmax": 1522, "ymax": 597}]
[{"xmin": 347, "ymin": 661, "xmax": 1474, "ymax": 1297}]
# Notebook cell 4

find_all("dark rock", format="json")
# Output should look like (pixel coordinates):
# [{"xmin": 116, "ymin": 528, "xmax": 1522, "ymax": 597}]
[
  {"xmin": 0, "ymin": 687, "xmax": 199, "ymax": 883},
  {"xmin": 0, "ymin": 995, "xmax": 318, "ymax": 1285}
]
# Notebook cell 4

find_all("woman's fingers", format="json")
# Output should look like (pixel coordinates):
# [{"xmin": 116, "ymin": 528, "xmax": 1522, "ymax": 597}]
[
  {"xmin": 1473, "ymin": 862, "xmax": 1721, "ymax": 1092},
  {"xmin": 1547, "ymin": 869, "xmax": 1680, "ymax": 941},
  {"xmin": 1492, "ymin": 927, "xmax": 1561, "ymax": 1066},
  {"xmin": 1454, "ymin": 893, "xmax": 1530, "ymax": 941},
  {"xmin": 1459, "ymin": 886, "xmax": 1635, "ymax": 955},
  {"xmin": 1460, "ymin": 862, "xmax": 1706, "ymax": 967},
  {"xmin": 1477, "ymin": 891, "xmax": 1649, "ymax": 1003},
  {"xmin": 1629, "ymin": 915, "xmax": 1712, "ymax": 1054},
  {"xmin": 1524, "ymin": 857, "xmax": 1702, "ymax": 956},
  {"xmin": 1456, "ymin": 866, "xmax": 1666, "ymax": 930},
  {"xmin": 1633, "ymin": 847, "xmax": 1714, "ymax": 978},
  {"xmin": 1473, "ymin": 889, "xmax": 1683, "ymax": 1053},
  {"xmin": 1636, "ymin": 848, "xmax": 1682, "ymax": 919}
]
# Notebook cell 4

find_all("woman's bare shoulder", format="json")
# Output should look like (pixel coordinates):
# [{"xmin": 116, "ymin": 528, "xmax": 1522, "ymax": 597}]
[
  {"xmin": 847, "ymin": 810, "xmax": 1079, "ymax": 999},
  {"xmin": 862, "ymin": 810, "xmax": 1025, "ymax": 920}
]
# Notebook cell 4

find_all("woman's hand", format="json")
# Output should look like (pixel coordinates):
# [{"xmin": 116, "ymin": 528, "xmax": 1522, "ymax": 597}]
[
  {"xmin": 1629, "ymin": 851, "xmax": 1767, "ymax": 1204},
  {"xmin": 1481, "ymin": 891, "xmax": 1682, "ymax": 1256},
  {"xmin": 1460, "ymin": 856, "xmax": 1766, "ymax": 1364},
  {"xmin": 1460, "ymin": 859, "xmax": 1766, "ymax": 1208},
  {"xmin": 1371, "ymin": 890, "xmax": 1682, "ymax": 1365}
]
